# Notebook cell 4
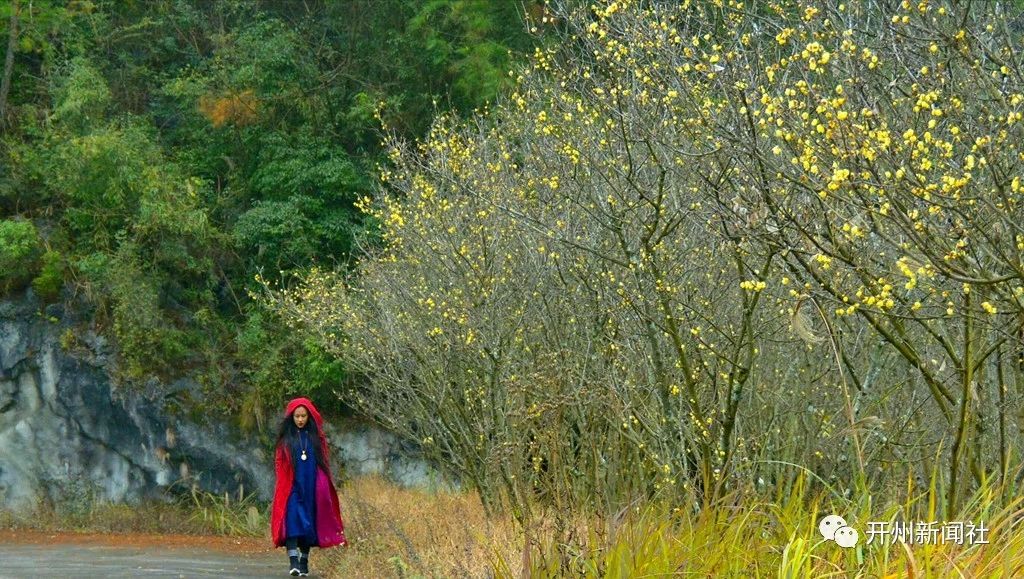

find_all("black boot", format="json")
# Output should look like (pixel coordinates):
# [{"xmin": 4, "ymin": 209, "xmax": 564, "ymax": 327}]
[
  {"xmin": 299, "ymin": 552, "xmax": 309, "ymax": 576},
  {"xmin": 289, "ymin": 555, "xmax": 301, "ymax": 576}
]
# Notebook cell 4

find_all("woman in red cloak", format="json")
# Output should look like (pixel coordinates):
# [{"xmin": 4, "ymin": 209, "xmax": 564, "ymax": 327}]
[{"xmin": 271, "ymin": 397, "xmax": 346, "ymax": 576}]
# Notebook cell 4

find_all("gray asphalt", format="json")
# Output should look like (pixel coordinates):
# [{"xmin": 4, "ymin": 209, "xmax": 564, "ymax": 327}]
[{"xmin": 0, "ymin": 543, "xmax": 300, "ymax": 578}]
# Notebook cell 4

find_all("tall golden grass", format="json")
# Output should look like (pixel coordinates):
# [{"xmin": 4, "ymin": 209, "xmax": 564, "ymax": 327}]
[
  {"xmin": 494, "ymin": 472, "xmax": 1024, "ymax": 578},
  {"xmin": 318, "ymin": 476, "xmax": 522, "ymax": 577},
  {"xmin": 315, "ymin": 472, "xmax": 1024, "ymax": 577}
]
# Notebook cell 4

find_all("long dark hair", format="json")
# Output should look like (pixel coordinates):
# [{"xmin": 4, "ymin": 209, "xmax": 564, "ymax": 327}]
[{"xmin": 276, "ymin": 406, "xmax": 328, "ymax": 472}]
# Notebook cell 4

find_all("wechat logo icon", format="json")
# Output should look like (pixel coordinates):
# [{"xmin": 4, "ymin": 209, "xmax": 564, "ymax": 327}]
[{"xmin": 819, "ymin": 514, "xmax": 859, "ymax": 548}]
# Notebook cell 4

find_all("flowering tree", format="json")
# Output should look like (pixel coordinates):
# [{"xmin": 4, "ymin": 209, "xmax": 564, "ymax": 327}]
[
  {"xmin": 271, "ymin": 0, "xmax": 1024, "ymax": 517},
  {"xmin": 700, "ymin": 0, "xmax": 1024, "ymax": 511}
]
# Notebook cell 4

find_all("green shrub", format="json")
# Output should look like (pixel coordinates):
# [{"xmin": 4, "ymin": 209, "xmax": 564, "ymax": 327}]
[
  {"xmin": 31, "ymin": 250, "xmax": 65, "ymax": 302},
  {"xmin": 76, "ymin": 247, "xmax": 189, "ymax": 380},
  {"xmin": 51, "ymin": 58, "xmax": 112, "ymax": 131},
  {"xmin": 0, "ymin": 218, "xmax": 41, "ymax": 293},
  {"xmin": 232, "ymin": 308, "xmax": 347, "ymax": 432}
]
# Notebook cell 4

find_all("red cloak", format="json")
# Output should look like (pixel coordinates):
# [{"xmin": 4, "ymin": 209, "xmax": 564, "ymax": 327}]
[{"xmin": 270, "ymin": 397, "xmax": 347, "ymax": 548}]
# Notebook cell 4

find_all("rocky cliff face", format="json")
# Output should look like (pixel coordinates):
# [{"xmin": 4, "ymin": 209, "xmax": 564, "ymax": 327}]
[
  {"xmin": 0, "ymin": 290, "xmax": 274, "ymax": 511},
  {"xmin": 0, "ymin": 289, "xmax": 441, "ymax": 512}
]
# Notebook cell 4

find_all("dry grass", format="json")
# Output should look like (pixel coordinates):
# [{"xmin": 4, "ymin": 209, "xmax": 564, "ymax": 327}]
[
  {"xmin": 0, "ymin": 498, "xmax": 218, "ymax": 535},
  {"xmin": 318, "ymin": 476, "xmax": 523, "ymax": 578},
  {"xmin": 0, "ymin": 485, "xmax": 266, "ymax": 537}
]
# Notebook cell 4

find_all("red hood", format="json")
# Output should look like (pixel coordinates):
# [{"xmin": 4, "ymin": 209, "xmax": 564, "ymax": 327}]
[{"xmin": 284, "ymin": 397, "xmax": 324, "ymax": 429}]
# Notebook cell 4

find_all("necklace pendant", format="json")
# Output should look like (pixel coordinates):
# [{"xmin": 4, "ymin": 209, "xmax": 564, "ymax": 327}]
[{"xmin": 301, "ymin": 451, "xmax": 307, "ymax": 461}]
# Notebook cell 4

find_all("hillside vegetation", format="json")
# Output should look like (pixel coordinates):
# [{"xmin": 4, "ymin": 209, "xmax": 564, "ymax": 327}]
[{"xmin": 0, "ymin": 0, "xmax": 538, "ymax": 426}]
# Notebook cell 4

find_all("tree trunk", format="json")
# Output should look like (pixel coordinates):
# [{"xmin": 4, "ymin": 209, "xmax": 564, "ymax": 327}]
[{"xmin": 0, "ymin": 0, "xmax": 19, "ymax": 130}]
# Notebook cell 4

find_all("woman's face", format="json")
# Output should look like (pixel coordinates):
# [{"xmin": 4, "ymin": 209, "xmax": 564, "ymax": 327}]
[{"xmin": 292, "ymin": 406, "xmax": 309, "ymax": 429}]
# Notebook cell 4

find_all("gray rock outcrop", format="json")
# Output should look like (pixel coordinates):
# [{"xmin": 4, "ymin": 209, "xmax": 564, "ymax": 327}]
[{"xmin": 0, "ymin": 290, "xmax": 273, "ymax": 511}]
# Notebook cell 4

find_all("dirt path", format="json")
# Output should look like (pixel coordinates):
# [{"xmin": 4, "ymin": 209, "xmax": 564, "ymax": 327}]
[{"xmin": 0, "ymin": 530, "xmax": 308, "ymax": 578}]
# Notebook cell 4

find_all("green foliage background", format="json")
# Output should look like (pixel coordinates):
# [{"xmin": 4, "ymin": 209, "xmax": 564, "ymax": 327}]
[{"xmin": 0, "ymin": 0, "xmax": 540, "ymax": 427}]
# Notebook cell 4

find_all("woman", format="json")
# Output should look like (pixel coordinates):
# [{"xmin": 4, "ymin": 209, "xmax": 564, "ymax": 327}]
[{"xmin": 271, "ymin": 397, "xmax": 347, "ymax": 576}]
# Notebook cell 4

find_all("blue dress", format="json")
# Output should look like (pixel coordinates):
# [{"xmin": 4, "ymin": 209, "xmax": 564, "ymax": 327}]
[{"xmin": 285, "ymin": 429, "xmax": 319, "ymax": 545}]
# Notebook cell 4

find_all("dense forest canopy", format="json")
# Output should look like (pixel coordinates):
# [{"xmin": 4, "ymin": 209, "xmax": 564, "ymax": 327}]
[{"xmin": 0, "ymin": 0, "xmax": 542, "ymax": 427}]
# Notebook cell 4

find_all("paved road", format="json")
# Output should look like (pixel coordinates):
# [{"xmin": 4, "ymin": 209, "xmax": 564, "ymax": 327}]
[{"xmin": 0, "ymin": 542, "xmax": 294, "ymax": 578}]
